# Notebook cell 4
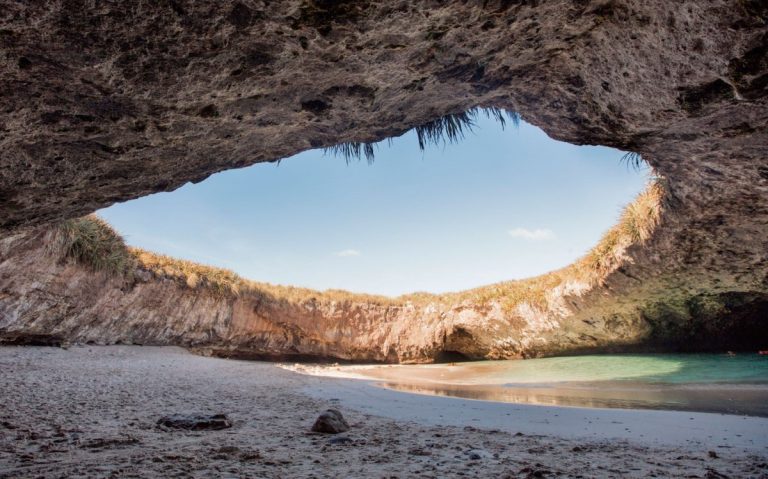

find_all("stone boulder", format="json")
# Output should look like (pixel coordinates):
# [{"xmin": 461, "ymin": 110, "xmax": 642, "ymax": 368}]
[{"xmin": 311, "ymin": 409, "xmax": 349, "ymax": 434}]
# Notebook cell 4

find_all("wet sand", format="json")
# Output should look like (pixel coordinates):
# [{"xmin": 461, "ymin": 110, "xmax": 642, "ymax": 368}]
[{"xmin": 1, "ymin": 346, "xmax": 767, "ymax": 478}]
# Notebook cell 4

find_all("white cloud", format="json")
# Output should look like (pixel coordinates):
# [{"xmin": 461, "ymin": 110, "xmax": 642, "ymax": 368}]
[
  {"xmin": 334, "ymin": 249, "xmax": 361, "ymax": 257},
  {"xmin": 508, "ymin": 228, "xmax": 556, "ymax": 241}
]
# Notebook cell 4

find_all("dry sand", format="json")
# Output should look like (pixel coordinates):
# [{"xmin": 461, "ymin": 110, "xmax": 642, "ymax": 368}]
[{"xmin": 1, "ymin": 346, "xmax": 766, "ymax": 478}]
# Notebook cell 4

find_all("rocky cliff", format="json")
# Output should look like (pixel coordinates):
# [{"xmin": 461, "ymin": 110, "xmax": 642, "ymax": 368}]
[
  {"xmin": 1, "ymin": 195, "xmax": 764, "ymax": 363},
  {"xmin": 0, "ymin": 1, "xmax": 766, "ymax": 360}
]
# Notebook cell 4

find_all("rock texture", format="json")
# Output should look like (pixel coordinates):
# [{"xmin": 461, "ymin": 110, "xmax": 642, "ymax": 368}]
[
  {"xmin": 311, "ymin": 409, "xmax": 350, "ymax": 434},
  {"xmin": 0, "ymin": 1, "xmax": 766, "ymax": 229},
  {"xmin": 0, "ymin": 1, "xmax": 767, "ymax": 360}
]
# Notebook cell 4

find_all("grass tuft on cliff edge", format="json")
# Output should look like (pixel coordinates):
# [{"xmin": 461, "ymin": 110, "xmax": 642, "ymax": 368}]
[{"xmin": 51, "ymin": 215, "xmax": 135, "ymax": 276}]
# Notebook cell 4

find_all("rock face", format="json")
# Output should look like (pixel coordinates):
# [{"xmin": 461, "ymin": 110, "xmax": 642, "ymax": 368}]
[
  {"xmin": 1, "ymin": 1, "xmax": 766, "ymax": 229},
  {"xmin": 0, "ymin": 222, "xmax": 765, "ymax": 362},
  {"xmin": 0, "ymin": 1, "xmax": 766, "ymax": 359}
]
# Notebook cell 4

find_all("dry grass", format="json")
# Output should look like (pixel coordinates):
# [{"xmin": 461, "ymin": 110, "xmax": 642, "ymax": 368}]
[
  {"xmin": 56, "ymin": 179, "xmax": 663, "ymax": 312},
  {"xmin": 51, "ymin": 215, "xmax": 135, "ymax": 276},
  {"xmin": 131, "ymin": 248, "xmax": 243, "ymax": 297},
  {"xmin": 576, "ymin": 179, "xmax": 663, "ymax": 281},
  {"xmin": 130, "ymin": 248, "xmax": 396, "ymax": 304},
  {"xmin": 243, "ymin": 282, "xmax": 395, "ymax": 306}
]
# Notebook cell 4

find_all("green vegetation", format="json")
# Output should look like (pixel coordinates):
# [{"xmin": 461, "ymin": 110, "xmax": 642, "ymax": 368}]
[
  {"xmin": 51, "ymin": 215, "xmax": 135, "ymax": 276},
  {"xmin": 324, "ymin": 107, "xmax": 521, "ymax": 163},
  {"xmin": 54, "ymin": 179, "xmax": 663, "ymax": 314}
]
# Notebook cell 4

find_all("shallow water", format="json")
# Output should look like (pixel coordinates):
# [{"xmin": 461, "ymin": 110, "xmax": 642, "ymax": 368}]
[
  {"xmin": 315, "ymin": 354, "xmax": 768, "ymax": 416},
  {"xmin": 417, "ymin": 353, "xmax": 768, "ymax": 385}
]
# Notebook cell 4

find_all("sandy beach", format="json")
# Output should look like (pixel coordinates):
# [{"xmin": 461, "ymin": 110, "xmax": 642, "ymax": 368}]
[{"xmin": 1, "ymin": 346, "xmax": 767, "ymax": 478}]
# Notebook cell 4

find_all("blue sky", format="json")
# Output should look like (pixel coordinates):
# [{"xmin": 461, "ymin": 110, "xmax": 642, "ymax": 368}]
[{"xmin": 99, "ymin": 116, "xmax": 648, "ymax": 296}]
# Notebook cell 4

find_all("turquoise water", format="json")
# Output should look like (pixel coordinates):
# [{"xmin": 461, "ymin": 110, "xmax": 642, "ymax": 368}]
[
  {"xmin": 457, "ymin": 353, "xmax": 768, "ymax": 386},
  {"xmin": 350, "ymin": 354, "xmax": 768, "ymax": 416}
]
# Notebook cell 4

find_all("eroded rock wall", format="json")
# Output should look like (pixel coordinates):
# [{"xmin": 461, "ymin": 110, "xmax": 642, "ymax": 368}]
[
  {"xmin": 0, "ymin": 229, "xmax": 460, "ymax": 362},
  {"xmin": 1, "ymin": 226, "xmax": 765, "ymax": 363}
]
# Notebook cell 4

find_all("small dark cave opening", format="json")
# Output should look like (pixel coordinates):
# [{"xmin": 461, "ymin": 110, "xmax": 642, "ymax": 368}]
[
  {"xmin": 434, "ymin": 327, "xmax": 483, "ymax": 363},
  {"xmin": 433, "ymin": 350, "xmax": 474, "ymax": 363}
]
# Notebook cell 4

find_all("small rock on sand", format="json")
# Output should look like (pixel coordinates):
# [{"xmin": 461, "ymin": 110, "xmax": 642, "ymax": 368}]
[
  {"xmin": 311, "ymin": 409, "xmax": 349, "ymax": 434},
  {"xmin": 157, "ymin": 413, "xmax": 232, "ymax": 431}
]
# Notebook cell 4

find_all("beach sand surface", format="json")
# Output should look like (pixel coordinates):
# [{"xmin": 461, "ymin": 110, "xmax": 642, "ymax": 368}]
[{"xmin": 1, "ymin": 346, "xmax": 766, "ymax": 478}]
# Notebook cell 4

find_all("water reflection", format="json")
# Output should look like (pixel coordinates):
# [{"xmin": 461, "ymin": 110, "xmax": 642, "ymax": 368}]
[
  {"xmin": 379, "ymin": 381, "xmax": 768, "ymax": 417},
  {"xmin": 360, "ymin": 354, "xmax": 768, "ymax": 385},
  {"xmin": 311, "ymin": 354, "xmax": 768, "ymax": 417}
]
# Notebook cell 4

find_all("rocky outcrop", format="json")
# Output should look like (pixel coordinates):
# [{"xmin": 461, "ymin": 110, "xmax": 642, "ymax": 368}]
[{"xmin": 0, "ymin": 1, "xmax": 766, "ymax": 360}]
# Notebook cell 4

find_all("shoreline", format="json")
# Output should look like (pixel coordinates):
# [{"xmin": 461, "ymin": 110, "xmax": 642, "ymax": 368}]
[
  {"xmin": 301, "ymin": 374, "xmax": 768, "ymax": 453},
  {"xmin": 284, "ymin": 357, "xmax": 768, "ymax": 419}
]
